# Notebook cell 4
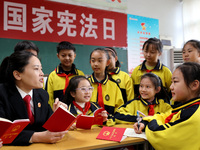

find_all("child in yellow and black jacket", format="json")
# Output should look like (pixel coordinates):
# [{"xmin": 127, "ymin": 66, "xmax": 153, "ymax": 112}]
[
  {"xmin": 134, "ymin": 62, "xmax": 200, "ymax": 150},
  {"xmin": 62, "ymin": 76, "xmax": 108, "ymax": 130},
  {"xmin": 88, "ymin": 48, "xmax": 124, "ymax": 126},
  {"xmin": 115, "ymin": 72, "xmax": 171, "ymax": 124},
  {"xmin": 105, "ymin": 47, "xmax": 134, "ymax": 103},
  {"xmin": 46, "ymin": 41, "xmax": 84, "ymax": 109},
  {"xmin": 131, "ymin": 38, "xmax": 172, "ymax": 102}
]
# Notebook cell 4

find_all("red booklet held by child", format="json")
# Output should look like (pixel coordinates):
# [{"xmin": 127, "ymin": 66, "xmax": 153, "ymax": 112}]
[
  {"xmin": 43, "ymin": 106, "xmax": 105, "ymax": 131},
  {"xmin": 0, "ymin": 118, "xmax": 30, "ymax": 144},
  {"xmin": 96, "ymin": 126, "xmax": 127, "ymax": 142},
  {"xmin": 76, "ymin": 107, "xmax": 104, "ymax": 129}
]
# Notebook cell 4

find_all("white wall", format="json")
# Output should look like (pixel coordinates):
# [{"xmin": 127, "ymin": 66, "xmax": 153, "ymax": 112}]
[
  {"xmin": 50, "ymin": 0, "xmax": 184, "ymax": 48},
  {"xmin": 127, "ymin": 0, "xmax": 184, "ymax": 48}
]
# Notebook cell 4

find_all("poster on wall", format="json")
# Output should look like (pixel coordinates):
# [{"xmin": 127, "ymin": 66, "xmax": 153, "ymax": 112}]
[
  {"xmin": 0, "ymin": 0, "xmax": 127, "ymax": 47},
  {"xmin": 127, "ymin": 14, "xmax": 159, "ymax": 74}
]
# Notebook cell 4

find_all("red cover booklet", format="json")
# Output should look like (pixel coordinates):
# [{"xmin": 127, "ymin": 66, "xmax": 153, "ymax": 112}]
[
  {"xmin": 43, "ymin": 105, "xmax": 79, "ymax": 132},
  {"xmin": 43, "ymin": 106, "xmax": 105, "ymax": 131},
  {"xmin": 0, "ymin": 118, "xmax": 30, "ymax": 144},
  {"xmin": 76, "ymin": 108, "xmax": 104, "ymax": 129},
  {"xmin": 96, "ymin": 126, "xmax": 127, "ymax": 142}
]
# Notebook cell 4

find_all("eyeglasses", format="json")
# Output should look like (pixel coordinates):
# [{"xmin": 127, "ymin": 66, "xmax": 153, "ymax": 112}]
[{"xmin": 76, "ymin": 87, "xmax": 94, "ymax": 93}]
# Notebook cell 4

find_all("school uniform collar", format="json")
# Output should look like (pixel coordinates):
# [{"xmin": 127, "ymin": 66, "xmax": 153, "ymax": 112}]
[
  {"xmin": 139, "ymin": 59, "xmax": 163, "ymax": 71},
  {"xmin": 171, "ymin": 97, "xmax": 200, "ymax": 113},
  {"xmin": 90, "ymin": 73, "xmax": 109, "ymax": 85},
  {"xmin": 140, "ymin": 97, "xmax": 159, "ymax": 106},
  {"xmin": 90, "ymin": 102, "xmax": 101, "ymax": 111},
  {"xmin": 68, "ymin": 103, "xmax": 78, "ymax": 115},
  {"xmin": 109, "ymin": 67, "xmax": 120, "ymax": 74},
  {"xmin": 55, "ymin": 63, "xmax": 78, "ymax": 75},
  {"xmin": 68, "ymin": 102, "xmax": 98, "ymax": 115}
]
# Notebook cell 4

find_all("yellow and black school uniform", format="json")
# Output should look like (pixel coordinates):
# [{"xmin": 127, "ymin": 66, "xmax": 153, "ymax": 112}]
[
  {"xmin": 143, "ymin": 97, "xmax": 200, "ymax": 150},
  {"xmin": 46, "ymin": 63, "xmax": 84, "ymax": 109},
  {"xmin": 88, "ymin": 73, "xmax": 124, "ymax": 126},
  {"xmin": 108, "ymin": 67, "xmax": 134, "ymax": 103},
  {"xmin": 115, "ymin": 97, "xmax": 171, "ymax": 124},
  {"xmin": 131, "ymin": 59, "xmax": 172, "ymax": 98}
]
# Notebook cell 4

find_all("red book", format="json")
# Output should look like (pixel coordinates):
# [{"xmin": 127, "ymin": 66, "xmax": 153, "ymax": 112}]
[
  {"xmin": 76, "ymin": 115, "xmax": 94, "ymax": 129},
  {"xmin": 43, "ymin": 105, "xmax": 80, "ymax": 132},
  {"xmin": 93, "ymin": 108, "xmax": 104, "ymax": 125},
  {"xmin": 96, "ymin": 126, "xmax": 127, "ymax": 142},
  {"xmin": 43, "ymin": 106, "xmax": 105, "ymax": 131},
  {"xmin": 76, "ymin": 108, "xmax": 105, "ymax": 129},
  {"xmin": 0, "ymin": 118, "xmax": 30, "ymax": 144}
]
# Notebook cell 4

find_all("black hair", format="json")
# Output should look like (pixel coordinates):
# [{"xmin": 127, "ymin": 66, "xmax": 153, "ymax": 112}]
[
  {"xmin": 142, "ymin": 38, "xmax": 163, "ymax": 53},
  {"xmin": 62, "ymin": 76, "xmax": 91, "ymax": 106},
  {"xmin": 14, "ymin": 41, "xmax": 39, "ymax": 54},
  {"xmin": 176, "ymin": 62, "xmax": 200, "ymax": 94},
  {"xmin": 0, "ymin": 56, "xmax": 9, "ymax": 84},
  {"xmin": 0, "ymin": 51, "xmax": 34, "ymax": 85},
  {"xmin": 140, "ymin": 73, "xmax": 170, "ymax": 101},
  {"xmin": 57, "ymin": 41, "xmax": 76, "ymax": 53},
  {"xmin": 183, "ymin": 39, "xmax": 200, "ymax": 53},
  {"xmin": 105, "ymin": 47, "xmax": 121, "ymax": 68},
  {"xmin": 89, "ymin": 47, "xmax": 110, "ymax": 60},
  {"xmin": 89, "ymin": 48, "xmax": 110, "ymax": 74}
]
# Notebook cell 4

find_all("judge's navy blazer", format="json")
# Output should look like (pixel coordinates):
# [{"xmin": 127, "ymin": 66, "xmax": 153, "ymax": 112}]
[{"xmin": 0, "ymin": 83, "xmax": 53, "ymax": 145}]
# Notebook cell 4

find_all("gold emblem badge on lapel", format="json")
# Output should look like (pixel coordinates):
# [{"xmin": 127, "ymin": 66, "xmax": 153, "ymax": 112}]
[{"xmin": 38, "ymin": 102, "xmax": 41, "ymax": 108}]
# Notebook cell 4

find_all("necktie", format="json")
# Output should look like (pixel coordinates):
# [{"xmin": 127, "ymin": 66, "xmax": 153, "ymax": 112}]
[
  {"xmin": 148, "ymin": 104, "xmax": 155, "ymax": 116},
  {"xmin": 97, "ymin": 83, "xmax": 104, "ymax": 108},
  {"xmin": 23, "ymin": 95, "xmax": 34, "ymax": 124},
  {"xmin": 55, "ymin": 69, "xmax": 73, "ymax": 95},
  {"xmin": 73, "ymin": 101, "xmax": 91, "ymax": 115}
]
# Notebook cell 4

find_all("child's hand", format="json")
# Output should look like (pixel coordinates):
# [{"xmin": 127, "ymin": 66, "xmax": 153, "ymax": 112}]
[
  {"xmin": 101, "ymin": 110, "xmax": 108, "ymax": 122},
  {"xmin": 133, "ymin": 122, "xmax": 145, "ymax": 134},
  {"xmin": 53, "ymin": 98, "xmax": 68, "ymax": 112},
  {"xmin": 68, "ymin": 123, "xmax": 77, "ymax": 130}
]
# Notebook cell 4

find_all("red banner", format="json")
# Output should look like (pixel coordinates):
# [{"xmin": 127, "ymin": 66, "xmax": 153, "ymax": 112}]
[{"xmin": 0, "ymin": 0, "xmax": 127, "ymax": 47}]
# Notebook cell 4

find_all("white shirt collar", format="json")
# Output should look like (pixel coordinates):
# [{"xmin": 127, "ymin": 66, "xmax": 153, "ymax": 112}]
[{"xmin": 16, "ymin": 86, "xmax": 33, "ymax": 99}]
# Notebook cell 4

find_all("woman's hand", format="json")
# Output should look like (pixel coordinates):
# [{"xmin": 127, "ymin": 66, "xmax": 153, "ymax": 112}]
[
  {"xmin": 0, "ymin": 139, "xmax": 3, "ymax": 148},
  {"xmin": 31, "ymin": 130, "xmax": 68, "ymax": 143},
  {"xmin": 53, "ymin": 98, "xmax": 68, "ymax": 112},
  {"xmin": 133, "ymin": 122, "xmax": 145, "ymax": 134}
]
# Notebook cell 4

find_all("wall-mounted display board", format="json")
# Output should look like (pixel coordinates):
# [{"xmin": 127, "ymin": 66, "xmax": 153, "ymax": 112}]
[{"xmin": 127, "ymin": 14, "xmax": 159, "ymax": 74}]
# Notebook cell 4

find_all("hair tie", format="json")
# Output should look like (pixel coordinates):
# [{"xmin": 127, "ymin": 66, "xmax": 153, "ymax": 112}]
[{"xmin": 105, "ymin": 48, "xmax": 117, "ymax": 56}]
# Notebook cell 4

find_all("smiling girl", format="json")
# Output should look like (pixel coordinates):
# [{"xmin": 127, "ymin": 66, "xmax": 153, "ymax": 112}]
[
  {"xmin": 62, "ymin": 76, "xmax": 108, "ymax": 130},
  {"xmin": 88, "ymin": 48, "xmax": 124, "ymax": 126},
  {"xmin": 182, "ymin": 39, "xmax": 200, "ymax": 63},
  {"xmin": 115, "ymin": 73, "xmax": 171, "ymax": 124},
  {"xmin": 134, "ymin": 62, "xmax": 200, "ymax": 150},
  {"xmin": 131, "ymin": 38, "xmax": 172, "ymax": 101}
]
